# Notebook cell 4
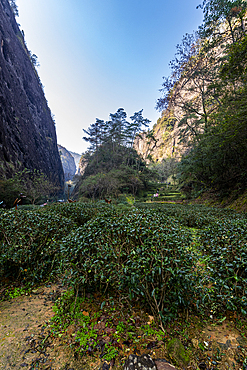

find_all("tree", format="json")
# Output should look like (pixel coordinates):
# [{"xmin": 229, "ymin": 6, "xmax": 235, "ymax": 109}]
[
  {"xmin": 0, "ymin": 178, "xmax": 20, "ymax": 208},
  {"xmin": 82, "ymin": 108, "xmax": 151, "ymax": 174},
  {"xmin": 149, "ymin": 158, "xmax": 178, "ymax": 183},
  {"xmin": 30, "ymin": 53, "xmax": 40, "ymax": 68},
  {"xmin": 178, "ymin": 34, "xmax": 247, "ymax": 192},
  {"xmin": 157, "ymin": 0, "xmax": 247, "ymax": 194},
  {"xmin": 157, "ymin": 33, "xmax": 221, "ymax": 145},
  {"xmin": 83, "ymin": 118, "xmax": 105, "ymax": 165},
  {"xmin": 78, "ymin": 108, "xmax": 152, "ymax": 199},
  {"xmin": 197, "ymin": 0, "xmax": 247, "ymax": 43},
  {"xmin": 14, "ymin": 169, "xmax": 60, "ymax": 204}
]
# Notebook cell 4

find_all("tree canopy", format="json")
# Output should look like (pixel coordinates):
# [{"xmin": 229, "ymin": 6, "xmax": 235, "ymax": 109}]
[{"xmin": 76, "ymin": 109, "xmax": 152, "ymax": 199}]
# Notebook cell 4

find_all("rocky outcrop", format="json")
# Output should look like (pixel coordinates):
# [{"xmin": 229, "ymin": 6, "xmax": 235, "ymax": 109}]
[
  {"xmin": 69, "ymin": 151, "xmax": 82, "ymax": 175},
  {"xmin": 58, "ymin": 144, "xmax": 76, "ymax": 181},
  {"xmin": 0, "ymin": 0, "xmax": 64, "ymax": 186},
  {"xmin": 135, "ymin": 111, "xmax": 190, "ymax": 163},
  {"xmin": 78, "ymin": 155, "xmax": 87, "ymax": 176}
]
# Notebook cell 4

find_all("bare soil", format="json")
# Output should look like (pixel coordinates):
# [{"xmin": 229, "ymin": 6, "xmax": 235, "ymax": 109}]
[{"xmin": 0, "ymin": 285, "xmax": 87, "ymax": 369}]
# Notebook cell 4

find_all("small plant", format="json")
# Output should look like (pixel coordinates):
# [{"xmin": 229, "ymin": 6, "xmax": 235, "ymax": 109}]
[
  {"xmin": 1, "ymin": 286, "xmax": 28, "ymax": 300},
  {"xmin": 126, "ymin": 195, "xmax": 135, "ymax": 206},
  {"xmin": 103, "ymin": 343, "xmax": 119, "ymax": 361}
]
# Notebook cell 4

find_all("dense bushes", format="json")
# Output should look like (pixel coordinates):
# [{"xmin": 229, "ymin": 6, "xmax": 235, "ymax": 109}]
[
  {"xmin": 60, "ymin": 209, "xmax": 198, "ymax": 320},
  {"xmin": 198, "ymin": 218, "xmax": 247, "ymax": 314},
  {"xmin": 1, "ymin": 202, "xmax": 247, "ymax": 322},
  {"xmin": 0, "ymin": 208, "xmax": 76, "ymax": 282}
]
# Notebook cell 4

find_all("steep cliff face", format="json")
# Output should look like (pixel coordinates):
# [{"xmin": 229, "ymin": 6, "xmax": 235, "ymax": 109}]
[
  {"xmin": 0, "ymin": 0, "xmax": 64, "ymax": 186},
  {"xmin": 78, "ymin": 155, "xmax": 87, "ymax": 176},
  {"xmin": 135, "ymin": 112, "xmax": 190, "ymax": 162},
  {"xmin": 69, "ymin": 151, "xmax": 82, "ymax": 175},
  {"xmin": 57, "ymin": 144, "xmax": 76, "ymax": 181}
]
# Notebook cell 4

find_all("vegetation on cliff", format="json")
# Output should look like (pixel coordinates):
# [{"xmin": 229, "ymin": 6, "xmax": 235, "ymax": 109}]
[{"xmin": 153, "ymin": 0, "xmax": 247, "ymax": 198}]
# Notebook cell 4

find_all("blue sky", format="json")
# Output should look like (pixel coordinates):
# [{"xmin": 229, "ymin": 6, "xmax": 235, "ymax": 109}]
[{"xmin": 15, "ymin": 0, "xmax": 203, "ymax": 154}]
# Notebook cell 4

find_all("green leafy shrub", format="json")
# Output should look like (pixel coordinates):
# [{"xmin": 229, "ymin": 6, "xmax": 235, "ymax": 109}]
[
  {"xmin": 60, "ymin": 209, "xmax": 200, "ymax": 321},
  {"xmin": 0, "ymin": 208, "xmax": 76, "ymax": 282},
  {"xmin": 198, "ymin": 218, "xmax": 247, "ymax": 314},
  {"xmin": 48, "ymin": 202, "xmax": 115, "ymax": 226}
]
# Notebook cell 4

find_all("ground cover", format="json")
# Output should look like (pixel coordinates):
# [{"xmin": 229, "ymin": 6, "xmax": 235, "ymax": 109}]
[{"xmin": 0, "ymin": 202, "xmax": 246, "ymax": 369}]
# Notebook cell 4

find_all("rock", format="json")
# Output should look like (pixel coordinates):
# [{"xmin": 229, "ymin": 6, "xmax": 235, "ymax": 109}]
[
  {"xmin": 58, "ymin": 144, "xmax": 76, "ymax": 181},
  {"xmin": 69, "ymin": 151, "xmax": 82, "ymax": 175},
  {"xmin": 166, "ymin": 338, "xmax": 190, "ymax": 368},
  {"xmin": 123, "ymin": 354, "xmax": 157, "ymax": 370},
  {"xmin": 217, "ymin": 339, "xmax": 232, "ymax": 350},
  {"xmin": 154, "ymin": 359, "xmax": 178, "ymax": 370},
  {"xmin": 198, "ymin": 362, "xmax": 207, "ymax": 370},
  {"xmin": 102, "ymin": 362, "xmax": 110, "ymax": 370},
  {"xmin": 0, "ymin": 0, "xmax": 63, "ymax": 185},
  {"xmin": 94, "ymin": 321, "xmax": 106, "ymax": 331},
  {"xmin": 31, "ymin": 288, "xmax": 44, "ymax": 295}
]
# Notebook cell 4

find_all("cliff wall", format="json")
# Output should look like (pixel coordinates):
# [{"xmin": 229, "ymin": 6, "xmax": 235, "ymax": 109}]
[
  {"xmin": 58, "ymin": 144, "xmax": 76, "ymax": 181},
  {"xmin": 69, "ymin": 151, "xmax": 82, "ymax": 175},
  {"xmin": 135, "ymin": 111, "xmax": 190, "ymax": 163},
  {"xmin": 0, "ymin": 0, "xmax": 64, "ymax": 186}
]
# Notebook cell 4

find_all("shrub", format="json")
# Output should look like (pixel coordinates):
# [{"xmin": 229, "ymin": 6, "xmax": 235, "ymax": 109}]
[
  {"xmin": 60, "ymin": 209, "xmax": 200, "ymax": 321},
  {"xmin": 0, "ymin": 208, "xmax": 76, "ymax": 282}
]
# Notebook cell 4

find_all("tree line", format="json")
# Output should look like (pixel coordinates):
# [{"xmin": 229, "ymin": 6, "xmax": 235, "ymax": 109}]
[{"xmin": 157, "ymin": 0, "xmax": 247, "ymax": 196}]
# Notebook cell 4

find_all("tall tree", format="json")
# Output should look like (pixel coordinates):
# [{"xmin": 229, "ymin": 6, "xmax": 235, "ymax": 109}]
[{"xmin": 82, "ymin": 118, "xmax": 105, "ymax": 164}]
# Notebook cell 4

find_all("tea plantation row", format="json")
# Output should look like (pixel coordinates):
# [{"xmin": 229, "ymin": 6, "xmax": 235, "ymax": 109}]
[{"xmin": 0, "ymin": 202, "xmax": 246, "ymax": 322}]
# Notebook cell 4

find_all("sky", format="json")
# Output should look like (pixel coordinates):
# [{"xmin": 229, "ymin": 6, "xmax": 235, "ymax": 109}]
[{"xmin": 15, "ymin": 0, "xmax": 204, "ymax": 154}]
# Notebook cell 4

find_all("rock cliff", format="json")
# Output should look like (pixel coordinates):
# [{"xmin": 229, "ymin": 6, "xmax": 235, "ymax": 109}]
[
  {"xmin": 57, "ymin": 144, "xmax": 76, "ymax": 181},
  {"xmin": 135, "ymin": 108, "xmax": 191, "ymax": 163},
  {"xmin": 0, "ymin": 0, "xmax": 64, "ymax": 186},
  {"xmin": 69, "ymin": 151, "xmax": 82, "ymax": 175}
]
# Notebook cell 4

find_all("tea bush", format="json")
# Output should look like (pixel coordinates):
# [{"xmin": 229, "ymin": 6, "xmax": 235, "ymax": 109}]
[
  {"xmin": 0, "ymin": 208, "xmax": 76, "ymax": 282},
  {"xmin": 198, "ymin": 218, "xmax": 247, "ymax": 313},
  {"xmin": 1, "ymin": 201, "xmax": 247, "ymax": 321},
  {"xmin": 60, "ymin": 209, "xmax": 200, "ymax": 321},
  {"xmin": 47, "ymin": 202, "xmax": 114, "ymax": 226},
  {"xmin": 136, "ymin": 203, "xmax": 246, "ymax": 228}
]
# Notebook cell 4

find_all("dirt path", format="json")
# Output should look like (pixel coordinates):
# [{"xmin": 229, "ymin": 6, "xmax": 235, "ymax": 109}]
[{"xmin": 0, "ymin": 285, "xmax": 87, "ymax": 370}]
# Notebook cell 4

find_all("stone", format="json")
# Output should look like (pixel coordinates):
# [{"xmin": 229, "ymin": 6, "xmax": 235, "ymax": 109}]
[
  {"xmin": 123, "ymin": 354, "xmax": 157, "ymax": 370},
  {"xmin": 154, "ymin": 359, "xmax": 177, "ymax": 370},
  {"xmin": 236, "ymin": 336, "xmax": 247, "ymax": 346},
  {"xmin": 166, "ymin": 338, "xmax": 190, "ymax": 368}
]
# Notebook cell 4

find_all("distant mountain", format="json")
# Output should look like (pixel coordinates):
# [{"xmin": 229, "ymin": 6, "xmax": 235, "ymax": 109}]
[
  {"xmin": 58, "ymin": 144, "xmax": 76, "ymax": 181},
  {"xmin": 0, "ymin": 0, "xmax": 64, "ymax": 186},
  {"xmin": 69, "ymin": 151, "xmax": 82, "ymax": 175}
]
